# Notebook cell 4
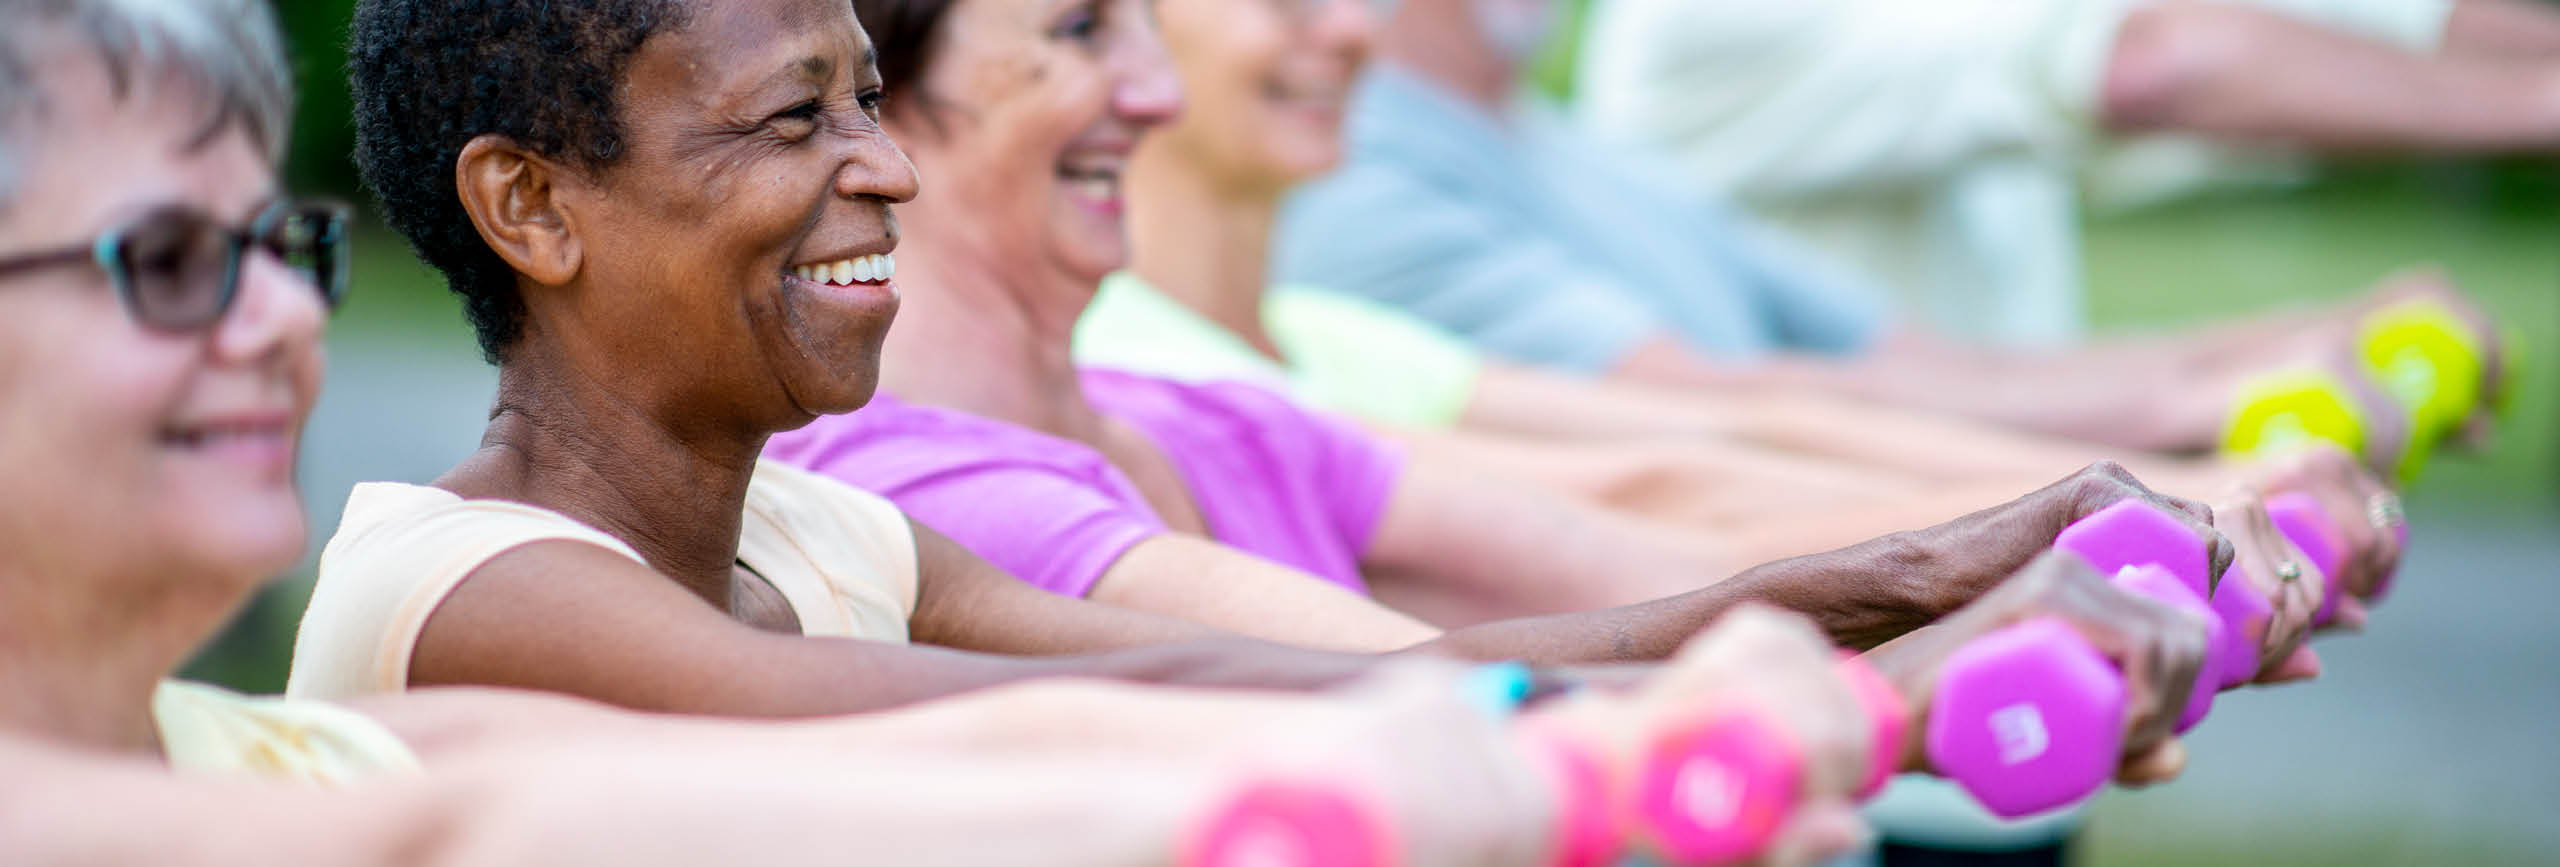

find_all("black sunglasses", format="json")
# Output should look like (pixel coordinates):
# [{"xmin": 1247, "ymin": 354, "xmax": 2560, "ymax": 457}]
[{"xmin": 0, "ymin": 199, "xmax": 350, "ymax": 332}]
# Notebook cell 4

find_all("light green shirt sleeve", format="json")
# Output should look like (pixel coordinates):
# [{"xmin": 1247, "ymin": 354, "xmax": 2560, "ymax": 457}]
[
  {"xmin": 1073, "ymin": 273, "xmax": 1482, "ymax": 429},
  {"xmin": 1267, "ymin": 286, "xmax": 1483, "ymax": 429}
]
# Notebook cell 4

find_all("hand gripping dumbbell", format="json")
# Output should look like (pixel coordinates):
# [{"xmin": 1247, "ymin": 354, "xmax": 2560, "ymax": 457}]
[
  {"xmin": 2222, "ymin": 298, "xmax": 2505, "ymax": 483},
  {"xmin": 2052, "ymin": 499, "xmax": 2243, "ymax": 710},
  {"xmin": 1518, "ymin": 703, "xmax": 1808, "ymax": 865},
  {"xmin": 2263, "ymin": 489, "xmax": 2407, "ymax": 624},
  {"xmin": 1493, "ymin": 648, "xmax": 1915, "ymax": 867},
  {"xmin": 2219, "ymin": 368, "xmax": 2377, "ymax": 469},
  {"xmin": 2359, "ymin": 299, "xmax": 2486, "ymax": 451},
  {"xmin": 1920, "ymin": 500, "xmax": 2235, "ymax": 818}
]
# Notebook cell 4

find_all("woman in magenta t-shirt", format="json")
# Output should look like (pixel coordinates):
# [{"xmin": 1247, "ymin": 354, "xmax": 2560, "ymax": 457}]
[{"xmin": 764, "ymin": 0, "xmax": 2282, "ymax": 666}]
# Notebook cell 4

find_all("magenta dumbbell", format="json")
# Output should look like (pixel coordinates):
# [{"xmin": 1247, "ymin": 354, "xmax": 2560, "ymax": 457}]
[
  {"xmin": 1628, "ymin": 712, "xmax": 1802, "ymax": 864},
  {"xmin": 2263, "ymin": 492, "xmax": 2351, "ymax": 625},
  {"xmin": 1183, "ymin": 780, "xmax": 1388, "ymax": 867},
  {"xmin": 2053, "ymin": 499, "xmax": 2266, "ymax": 696},
  {"xmin": 2110, "ymin": 564, "xmax": 2224, "ymax": 732},
  {"xmin": 1515, "ymin": 729, "xmax": 1623, "ymax": 867},
  {"xmin": 2209, "ymin": 560, "xmax": 2274, "ymax": 688},
  {"xmin": 1924, "ymin": 619, "xmax": 2129, "ymax": 818}
]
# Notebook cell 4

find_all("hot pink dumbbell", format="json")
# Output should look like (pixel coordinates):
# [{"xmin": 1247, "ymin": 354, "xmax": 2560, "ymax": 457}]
[
  {"xmin": 1836, "ymin": 653, "xmax": 1910, "ymax": 800},
  {"xmin": 1183, "ymin": 780, "xmax": 1388, "ymax": 867},
  {"xmin": 1628, "ymin": 713, "xmax": 1803, "ymax": 864},
  {"xmin": 1516, "ymin": 730, "xmax": 1623, "ymax": 867}
]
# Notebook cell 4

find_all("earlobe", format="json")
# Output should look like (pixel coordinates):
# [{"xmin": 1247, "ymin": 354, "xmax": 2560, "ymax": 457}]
[{"xmin": 454, "ymin": 135, "xmax": 582, "ymax": 287}]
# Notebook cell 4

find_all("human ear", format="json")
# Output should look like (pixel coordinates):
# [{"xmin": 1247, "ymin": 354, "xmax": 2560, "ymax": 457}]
[{"xmin": 454, "ymin": 135, "xmax": 583, "ymax": 287}]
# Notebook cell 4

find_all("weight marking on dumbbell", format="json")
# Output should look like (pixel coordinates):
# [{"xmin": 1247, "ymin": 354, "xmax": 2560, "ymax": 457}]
[
  {"xmin": 1671, "ymin": 755, "xmax": 1746, "ymax": 832},
  {"xmin": 1989, "ymin": 703, "xmax": 2052, "ymax": 766}
]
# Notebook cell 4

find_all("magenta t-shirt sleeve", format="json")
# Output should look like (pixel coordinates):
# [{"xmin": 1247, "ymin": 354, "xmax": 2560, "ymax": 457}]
[
  {"xmin": 1295, "ymin": 394, "xmax": 1407, "ymax": 556},
  {"xmin": 767, "ymin": 404, "xmax": 1168, "ymax": 599},
  {"xmin": 1160, "ymin": 375, "xmax": 1407, "ymax": 558}
]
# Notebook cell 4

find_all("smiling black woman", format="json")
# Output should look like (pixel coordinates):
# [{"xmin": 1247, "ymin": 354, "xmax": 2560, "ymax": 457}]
[{"xmin": 287, "ymin": 0, "xmax": 2219, "ymax": 810}]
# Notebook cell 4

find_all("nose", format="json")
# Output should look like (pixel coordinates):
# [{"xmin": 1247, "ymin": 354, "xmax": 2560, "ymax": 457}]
[
  {"xmin": 1111, "ymin": 8, "xmax": 1186, "ymax": 127},
  {"xmin": 836, "ymin": 130, "xmax": 922, "ymax": 204},
  {"xmin": 209, "ymin": 249, "xmax": 326, "ymax": 366}
]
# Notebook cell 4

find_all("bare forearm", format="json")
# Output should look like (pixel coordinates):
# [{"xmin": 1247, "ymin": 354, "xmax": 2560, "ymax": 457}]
[
  {"xmin": 2103, "ymin": 0, "xmax": 2560, "ymax": 149},
  {"xmin": 2443, "ymin": 0, "xmax": 2560, "ymax": 59}
]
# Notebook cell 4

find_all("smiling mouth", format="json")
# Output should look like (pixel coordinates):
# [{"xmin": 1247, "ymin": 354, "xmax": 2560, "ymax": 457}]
[
  {"xmin": 158, "ymin": 417, "xmax": 296, "ymax": 471},
  {"xmin": 792, "ymin": 253, "xmax": 896, "ymax": 287},
  {"xmin": 1058, "ymin": 154, "xmax": 1125, "ymax": 206}
]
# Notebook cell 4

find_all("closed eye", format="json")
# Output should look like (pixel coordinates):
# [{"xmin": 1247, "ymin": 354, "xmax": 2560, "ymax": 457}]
[{"xmin": 776, "ymin": 99, "xmax": 824, "ymax": 122}]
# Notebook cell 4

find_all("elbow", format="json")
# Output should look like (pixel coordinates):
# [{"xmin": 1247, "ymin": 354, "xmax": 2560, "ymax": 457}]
[{"xmin": 2099, "ymin": 1, "xmax": 2247, "ymax": 133}]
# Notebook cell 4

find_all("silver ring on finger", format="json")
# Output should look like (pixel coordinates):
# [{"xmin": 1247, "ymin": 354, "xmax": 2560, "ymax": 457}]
[{"xmin": 2366, "ymin": 492, "xmax": 2405, "ymax": 530}]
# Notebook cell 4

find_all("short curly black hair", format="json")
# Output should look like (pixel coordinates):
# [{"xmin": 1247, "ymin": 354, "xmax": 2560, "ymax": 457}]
[{"xmin": 348, "ymin": 0, "xmax": 688, "ymax": 363}]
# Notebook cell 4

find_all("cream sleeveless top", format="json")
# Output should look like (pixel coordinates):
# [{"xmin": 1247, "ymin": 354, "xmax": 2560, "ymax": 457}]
[
  {"xmin": 154, "ymin": 680, "xmax": 421, "ymax": 783},
  {"xmin": 287, "ymin": 460, "xmax": 919, "ymax": 700}
]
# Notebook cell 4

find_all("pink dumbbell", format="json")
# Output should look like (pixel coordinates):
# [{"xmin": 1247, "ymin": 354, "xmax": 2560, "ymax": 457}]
[
  {"xmin": 1924, "ymin": 618, "xmax": 2130, "ymax": 818},
  {"xmin": 1918, "ymin": 501, "xmax": 2238, "ymax": 818},
  {"xmin": 1183, "ymin": 780, "xmax": 1389, "ymax": 867},
  {"xmin": 1836, "ymin": 653, "xmax": 1910, "ymax": 800},
  {"xmin": 1628, "ymin": 712, "xmax": 1803, "ymax": 864},
  {"xmin": 1515, "ymin": 729, "xmax": 1623, "ymax": 867},
  {"xmin": 2265, "ymin": 492, "xmax": 2346, "ymax": 625},
  {"xmin": 2053, "ymin": 499, "xmax": 2263, "ymax": 699}
]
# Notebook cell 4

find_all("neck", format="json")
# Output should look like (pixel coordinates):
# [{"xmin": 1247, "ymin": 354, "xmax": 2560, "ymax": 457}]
[
  {"xmin": 875, "ymin": 232, "xmax": 1111, "ymax": 443},
  {"xmin": 1378, "ymin": 0, "xmax": 1518, "ymax": 113},
  {"xmin": 0, "ymin": 559, "xmax": 240, "ymax": 758},
  {"xmin": 479, "ymin": 332, "xmax": 766, "ymax": 607},
  {"xmin": 1127, "ymin": 137, "xmax": 1288, "ymax": 361}
]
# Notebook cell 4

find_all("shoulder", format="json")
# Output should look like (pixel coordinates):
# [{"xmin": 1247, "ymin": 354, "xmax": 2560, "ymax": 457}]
[{"xmin": 290, "ymin": 482, "xmax": 646, "ymax": 700}]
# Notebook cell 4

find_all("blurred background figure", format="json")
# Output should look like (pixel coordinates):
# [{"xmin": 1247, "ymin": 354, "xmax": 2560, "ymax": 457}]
[{"xmin": 1577, "ymin": 0, "xmax": 2560, "ymax": 345}]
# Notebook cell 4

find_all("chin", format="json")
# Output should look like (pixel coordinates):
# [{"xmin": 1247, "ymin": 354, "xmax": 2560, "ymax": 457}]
[
  {"xmin": 777, "ymin": 340, "xmax": 889, "ymax": 422},
  {"xmin": 178, "ymin": 494, "xmax": 309, "ymax": 580}
]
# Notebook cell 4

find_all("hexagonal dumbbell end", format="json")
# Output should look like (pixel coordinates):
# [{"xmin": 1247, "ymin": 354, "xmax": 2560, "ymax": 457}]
[
  {"xmin": 2109, "ymin": 564, "xmax": 2223, "ymax": 733},
  {"xmin": 1631, "ymin": 713, "xmax": 1802, "ymax": 864},
  {"xmin": 2053, "ymin": 499, "xmax": 2211, "ymax": 600},
  {"xmin": 2220, "ymin": 369, "xmax": 2369, "ymax": 464},
  {"xmin": 1926, "ymin": 619, "xmax": 2128, "ymax": 819},
  {"xmin": 2208, "ymin": 560, "xmax": 2273, "ymax": 689},
  {"xmin": 2262, "ymin": 491, "xmax": 2349, "ymax": 625},
  {"xmin": 2359, "ymin": 299, "xmax": 2485, "ymax": 449},
  {"xmin": 1835, "ymin": 652, "xmax": 1909, "ymax": 801},
  {"xmin": 1183, "ymin": 781, "xmax": 1389, "ymax": 867}
]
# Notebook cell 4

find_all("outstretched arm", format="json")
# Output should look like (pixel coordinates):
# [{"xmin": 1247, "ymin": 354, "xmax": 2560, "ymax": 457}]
[{"xmin": 2100, "ymin": 0, "xmax": 2560, "ymax": 149}]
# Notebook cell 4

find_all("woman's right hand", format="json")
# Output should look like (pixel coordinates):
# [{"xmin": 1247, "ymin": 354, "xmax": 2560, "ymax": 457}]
[
  {"xmin": 1529, "ymin": 606, "xmax": 1880, "ymax": 866},
  {"xmin": 1864, "ymin": 551, "xmax": 2216, "ymax": 787},
  {"xmin": 1824, "ymin": 461, "xmax": 2230, "ymax": 648}
]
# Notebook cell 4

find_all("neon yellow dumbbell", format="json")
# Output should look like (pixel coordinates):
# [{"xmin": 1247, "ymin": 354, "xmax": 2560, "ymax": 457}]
[
  {"xmin": 2220, "ymin": 368, "xmax": 2371, "ymax": 462},
  {"xmin": 2357, "ymin": 299, "xmax": 2485, "ymax": 450}
]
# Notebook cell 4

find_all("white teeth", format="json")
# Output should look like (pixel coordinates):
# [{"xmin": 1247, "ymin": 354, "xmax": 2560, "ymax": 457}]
[{"xmin": 793, "ymin": 254, "xmax": 896, "ymax": 286}]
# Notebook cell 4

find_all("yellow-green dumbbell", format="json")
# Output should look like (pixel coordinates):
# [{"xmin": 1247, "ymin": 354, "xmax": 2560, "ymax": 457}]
[
  {"xmin": 2358, "ymin": 299, "xmax": 2485, "ymax": 450},
  {"xmin": 2220, "ymin": 368, "xmax": 2379, "ymax": 466}
]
